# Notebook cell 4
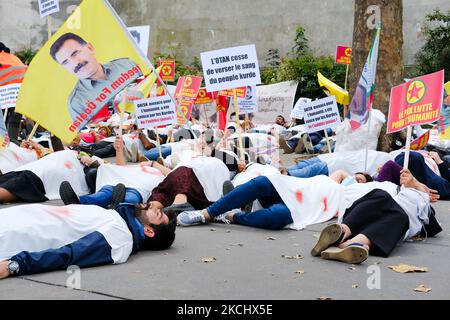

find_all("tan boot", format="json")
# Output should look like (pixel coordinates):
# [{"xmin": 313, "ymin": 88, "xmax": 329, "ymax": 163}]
[
  {"xmin": 294, "ymin": 138, "xmax": 305, "ymax": 153},
  {"xmin": 278, "ymin": 137, "xmax": 294, "ymax": 154}
]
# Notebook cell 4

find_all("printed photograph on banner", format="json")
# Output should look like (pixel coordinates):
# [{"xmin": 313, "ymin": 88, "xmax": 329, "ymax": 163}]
[
  {"xmin": 0, "ymin": 84, "xmax": 21, "ymax": 110},
  {"xmin": 16, "ymin": 0, "xmax": 152, "ymax": 143},
  {"xmin": 127, "ymin": 25, "xmax": 151, "ymax": 57},
  {"xmin": 303, "ymin": 96, "xmax": 341, "ymax": 133},
  {"xmin": 200, "ymin": 44, "xmax": 261, "ymax": 92},
  {"xmin": 134, "ymin": 95, "xmax": 177, "ymax": 129},
  {"xmin": 387, "ymin": 70, "xmax": 444, "ymax": 134},
  {"xmin": 38, "ymin": 0, "xmax": 60, "ymax": 18},
  {"xmin": 238, "ymin": 85, "xmax": 258, "ymax": 113},
  {"xmin": 437, "ymin": 89, "xmax": 450, "ymax": 139}
]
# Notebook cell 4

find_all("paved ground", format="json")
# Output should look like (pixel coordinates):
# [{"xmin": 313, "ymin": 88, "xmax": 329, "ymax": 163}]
[{"xmin": 1, "ymin": 152, "xmax": 449, "ymax": 300}]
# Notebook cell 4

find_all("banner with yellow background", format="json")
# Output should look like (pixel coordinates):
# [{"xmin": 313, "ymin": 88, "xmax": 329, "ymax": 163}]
[{"xmin": 16, "ymin": 0, "xmax": 151, "ymax": 143}]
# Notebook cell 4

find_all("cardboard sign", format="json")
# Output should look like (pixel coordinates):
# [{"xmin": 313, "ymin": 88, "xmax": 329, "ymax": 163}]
[
  {"xmin": 38, "ymin": 0, "xmax": 60, "ymax": 18},
  {"xmin": 194, "ymin": 88, "xmax": 214, "ymax": 104},
  {"xmin": 0, "ymin": 83, "xmax": 21, "ymax": 110},
  {"xmin": 303, "ymin": 96, "xmax": 341, "ymax": 133},
  {"xmin": 174, "ymin": 76, "xmax": 202, "ymax": 100},
  {"xmin": 290, "ymin": 97, "xmax": 311, "ymax": 119},
  {"xmin": 335, "ymin": 45, "xmax": 352, "ymax": 65},
  {"xmin": 134, "ymin": 95, "xmax": 177, "ymax": 129},
  {"xmin": 218, "ymin": 87, "xmax": 247, "ymax": 98},
  {"xmin": 157, "ymin": 59, "xmax": 175, "ymax": 82},
  {"xmin": 127, "ymin": 25, "xmax": 151, "ymax": 57},
  {"xmin": 201, "ymin": 44, "xmax": 261, "ymax": 92},
  {"xmin": 177, "ymin": 98, "xmax": 195, "ymax": 125},
  {"xmin": 387, "ymin": 70, "xmax": 444, "ymax": 133}
]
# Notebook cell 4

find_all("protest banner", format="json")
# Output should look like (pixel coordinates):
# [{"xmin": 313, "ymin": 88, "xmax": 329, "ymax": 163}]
[
  {"xmin": 238, "ymin": 85, "xmax": 258, "ymax": 113},
  {"xmin": 127, "ymin": 25, "xmax": 151, "ymax": 57},
  {"xmin": 157, "ymin": 59, "xmax": 175, "ymax": 82},
  {"xmin": 200, "ymin": 44, "xmax": 261, "ymax": 93},
  {"xmin": 290, "ymin": 97, "xmax": 312, "ymax": 120},
  {"xmin": 303, "ymin": 96, "xmax": 341, "ymax": 133},
  {"xmin": 317, "ymin": 72, "xmax": 349, "ymax": 105},
  {"xmin": 219, "ymin": 87, "xmax": 246, "ymax": 98},
  {"xmin": 387, "ymin": 70, "xmax": 444, "ymax": 133},
  {"xmin": 335, "ymin": 45, "xmax": 352, "ymax": 65},
  {"xmin": 174, "ymin": 76, "xmax": 202, "ymax": 100},
  {"xmin": 0, "ymin": 113, "xmax": 9, "ymax": 150},
  {"xmin": 134, "ymin": 95, "xmax": 177, "ymax": 129},
  {"xmin": 0, "ymin": 84, "xmax": 21, "ymax": 110},
  {"xmin": 403, "ymin": 130, "xmax": 430, "ymax": 151},
  {"xmin": 177, "ymin": 98, "xmax": 195, "ymax": 125},
  {"xmin": 38, "ymin": 0, "xmax": 60, "ymax": 18},
  {"xmin": 194, "ymin": 88, "xmax": 215, "ymax": 105},
  {"xmin": 16, "ymin": 0, "xmax": 152, "ymax": 143}
]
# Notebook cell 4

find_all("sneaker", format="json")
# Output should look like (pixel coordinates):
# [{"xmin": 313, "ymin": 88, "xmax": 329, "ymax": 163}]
[
  {"xmin": 59, "ymin": 181, "xmax": 81, "ymax": 205},
  {"xmin": 213, "ymin": 208, "xmax": 239, "ymax": 224},
  {"xmin": 222, "ymin": 180, "xmax": 235, "ymax": 196},
  {"xmin": 278, "ymin": 137, "xmax": 294, "ymax": 154},
  {"xmin": 177, "ymin": 210, "xmax": 206, "ymax": 226},
  {"xmin": 107, "ymin": 183, "xmax": 126, "ymax": 210},
  {"xmin": 302, "ymin": 134, "xmax": 314, "ymax": 154},
  {"xmin": 163, "ymin": 202, "xmax": 195, "ymax": 216}
]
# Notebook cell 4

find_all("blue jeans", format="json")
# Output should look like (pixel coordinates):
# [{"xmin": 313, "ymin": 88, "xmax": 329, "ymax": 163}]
[
  {"xmin": 143, "ymin": 145, "xmax": 172, "ymax": 160},
  {"xmin": 80, "ymin": 185, "xmax": 143, "ymax": 208},
  {"xmin": 287, "ymin": 157, "xmax": 329, "ymax": 178},
  {"xmin": 395, "ymin": 151, "xmax": 450, "ymax": 199},
  {"xmin": 207, "ymin": 176, "xmax": 292, "ymax": 230}
]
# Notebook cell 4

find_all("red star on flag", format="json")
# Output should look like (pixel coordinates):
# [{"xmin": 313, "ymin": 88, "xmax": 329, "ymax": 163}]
[{"xmin": 408, "ymin": 82, "xmax": 423, "ymax": 100}]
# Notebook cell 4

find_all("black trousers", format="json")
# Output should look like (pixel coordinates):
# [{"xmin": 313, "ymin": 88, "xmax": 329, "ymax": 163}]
[{"xmin": 342, "ymin": 189, "xmax": 409, "ymax": 257}]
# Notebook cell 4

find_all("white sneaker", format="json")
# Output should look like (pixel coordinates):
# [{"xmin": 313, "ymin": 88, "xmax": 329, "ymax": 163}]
[
  {"xmin": 213, "ymin": 209, "xmax": 240, "ymax": 224},
  {"xmin": 177, "ymin": 210, "xmax": 206, "ymax": 226}
]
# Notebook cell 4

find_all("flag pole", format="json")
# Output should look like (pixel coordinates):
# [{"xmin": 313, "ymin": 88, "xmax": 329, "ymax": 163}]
[
  {"xmin": 232, "ymin": 89, "xmax": 245, "ymax": 160},
  {"xmin": 343, "ymin": 64, "xmax": 349, "ymax": 117},
  {"xmin": 324, "ymin": 129, "xmax": 332, "ymax": 153},
  {"xmin": 403, "ymin": 125, "xmax": 413, "ymax": 170},
  {"xmin": 363, "ymin": 108, "xmax": 372, "ymax": 172}
]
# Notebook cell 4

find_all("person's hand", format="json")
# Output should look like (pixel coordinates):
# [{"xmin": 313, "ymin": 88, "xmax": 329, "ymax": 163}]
[
  {"xmin": 400, "ymin": 169, "xmax": 416, "ymax": 187},
  {"xmin": 114, "ymin": 136, "xmax": 123, "ymax": 153},
  {"xmin": 79, "ymin": 155, "xmax": 95, "ymax": 166},
  {"xmin": 237, "ymin": 160, "xmax": 246, "ymax": 173},
  {"xmin": 0, "ymin": 261, "xmax": 11, "ymax": 280},
  {"xmin": 139, "ymin": 161, "xmax": 154, "ymax": 168},
  {"xmin": 424, "ymin": 185, "xmax": 440, "ymax": 202},
  {"xmin": 429, "ymin": 151, "xmax": 444, "ymax": 165},
  {"xmin": 20, "ymin": 140, "xmax": 32, "ymax": 149}
]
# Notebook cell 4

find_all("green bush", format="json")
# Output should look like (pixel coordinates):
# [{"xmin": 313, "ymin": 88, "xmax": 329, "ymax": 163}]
[
  {"xmin": 415, "ymin": 9, "xmax": 450, "ymax": 82},
  {"xmin": 14, "ymin": 48, "xmax": 38, "ymax": 65}
]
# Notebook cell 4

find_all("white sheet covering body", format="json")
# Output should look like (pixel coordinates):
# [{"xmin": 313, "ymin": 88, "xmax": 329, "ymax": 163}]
[{"xmin": 0, "ymin": 143, "xmax": 38, "ymax": 173}]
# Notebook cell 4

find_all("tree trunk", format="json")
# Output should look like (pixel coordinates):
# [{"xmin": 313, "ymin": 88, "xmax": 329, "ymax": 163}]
[{"xmin": 350, "ymin": 0, "xmax": 403, "ymax": 151}]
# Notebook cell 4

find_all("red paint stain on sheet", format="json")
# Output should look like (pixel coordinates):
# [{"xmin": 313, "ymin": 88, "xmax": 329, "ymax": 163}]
[{"xmin": 295, "ymin": 191, "xmax": 303, "ymax": 203}]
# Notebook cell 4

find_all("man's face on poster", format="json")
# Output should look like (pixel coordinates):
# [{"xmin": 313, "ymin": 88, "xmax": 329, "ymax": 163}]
[
  {"xmin": 54, "ymin": 39, "xmax": 100, "ymax": 79},
  {"xmin": 350, "ymin": 85, "xmax": 366, "ymax": 115}
]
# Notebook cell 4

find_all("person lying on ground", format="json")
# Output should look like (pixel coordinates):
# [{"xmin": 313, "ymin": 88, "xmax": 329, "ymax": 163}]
[
  {"xmin": 0, "ymin": 141, "xmax": 40, "ymax": 174},
  {"xmin": 0, "ymin": 184, "xmax": 176, "ymax": 280},
  {"xmin": 310, "ymin": 169, "xmax": 442, "ymax": 264}
]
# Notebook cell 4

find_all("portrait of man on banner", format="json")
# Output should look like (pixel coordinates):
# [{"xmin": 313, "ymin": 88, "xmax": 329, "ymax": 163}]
[
  {"xmin": 346, "ymin": 81, "xmax": 370, "ymax": 129},
  {"xmin": 50, "ymin": 32, "xmax": 143, "ymax": 123}
]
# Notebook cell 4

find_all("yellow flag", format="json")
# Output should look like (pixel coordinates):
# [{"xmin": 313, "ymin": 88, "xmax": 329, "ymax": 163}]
[
  {"xmin": 317, "ymin": 71, "xmax": 349, "ymax": 105},
  {"xmin": 16, "ymin": 0, "xmax": 152, "ymax": 143},
  {"xmin": 0, "ymin": 116, "xmax": 9, "ymax": 150},
  {"xmin": 445, "ymin": 81, "xmax": 450, "ymax": 95}
]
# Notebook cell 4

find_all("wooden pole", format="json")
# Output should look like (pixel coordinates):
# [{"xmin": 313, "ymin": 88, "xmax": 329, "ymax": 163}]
[
  {"xmin": 47, "ymin": 16, "xmax": 52, "ymax": 40},
  {"xmin": 324, "ymin": 129, "xmax": 332, "ymax": 153},
  {"xmin": 232, "ymin": 89, "xmax": 245, "ymax": 160},
  {"xmin": 154, "ymin": 128, "xmax": 163, "ymax": 159},
  {"xmin": 343, "ymin": 64, "xmax": 349, "ymax": 117},
  {"xmin": 3, "ymin": 108, "xmax": 8, "ymax": 122},
  {"xmin": 27, "ymin": 123, "xmax": 39, "ymax": 141},
  {"xmin": 403, "ymin": 126, "xmax": 413, "ymax": 170}
]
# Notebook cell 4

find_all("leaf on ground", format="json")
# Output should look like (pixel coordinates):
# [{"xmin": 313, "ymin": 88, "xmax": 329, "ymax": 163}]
[
  {"xmin": 317, "ymin": 296, "xmax": 333, "ymax": 300},
  {"xmin": 352, "ymin": 284, "xmax": 359, "ymax": 289},
  {"xmin": 348, "ymin": 267, "xmax": 356, "ymax": 271},
  {"xmin": 388, "ymin": 264, "xmax": 428, "ymax": 273},
  {"xmin": 209, "ymin": 228, "xmax": 216, "ymax": 232},
  {"xmin": 201, "ymin": 257, "xmax": 217, "ymax": 263},
  {"xmin": 267, "ymin": 237, "xmax": 277, "ymax": 240},
  {"xmin": 282, "ymin": 254, "xmax": 303, "ymax": 260},
  {"xmin": 295, "ymin": 269, "xmax": 305, "ymax": 274},
  {"xmin": 230, "ymin": 243, "xmax": 244, "ymax": 247},
  {"xmin": 414, "ymin": 285, "xmax": 432, "ymax": 293}
]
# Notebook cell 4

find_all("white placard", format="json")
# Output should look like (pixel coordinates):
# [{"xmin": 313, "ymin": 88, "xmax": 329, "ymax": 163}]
[
  {"xmin": 303, "ymin": 96, "xmax": 341, "ymax": 133},
  {"xmin": 38, "ymin": 0, "xmax": 60, "ymax": 18},
  {"xmin": 0, "ymin": 84, "xmax": 21, "ymax": 110},
  {"xmin": 201, "ymin": 44, "xmax": 261, "ymax": 92},
  {"xmin": 134, "ymin": 95, "xmax": 177, "ymax": 129},
  {"xmin": 238, "ymin": 85, "xmax": 258, "ymax": 113},
  {"xmin": 290, "ymin": 97, "xmax": 312, "ymax": 119},
  {"xmin": 127, "ymin": 25, "xmax": 151, "ymax": 57}
]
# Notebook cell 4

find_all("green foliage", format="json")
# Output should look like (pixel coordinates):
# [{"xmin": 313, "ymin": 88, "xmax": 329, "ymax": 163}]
[
  {"xmin": 14, "ymin": 48, "xmax": 38, "ymax": 65},
  {"xmin": 291, "ymin": 26, "xmax": 310, "ymax": 58},
  {"xmin": 415, "ymin": 9, "xmax": 450, "ymax": 82}
]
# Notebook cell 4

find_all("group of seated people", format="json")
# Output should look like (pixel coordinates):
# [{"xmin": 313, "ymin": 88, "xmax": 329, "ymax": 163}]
[{"xmin": 0, "ymin": 115, "xmax": 445, "ymax": 280}]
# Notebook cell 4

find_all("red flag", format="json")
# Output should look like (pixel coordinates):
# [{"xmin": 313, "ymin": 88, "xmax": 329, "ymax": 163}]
[{"xmin": 217, "ymin": 95, "xmax": 228, "ymax": 131}]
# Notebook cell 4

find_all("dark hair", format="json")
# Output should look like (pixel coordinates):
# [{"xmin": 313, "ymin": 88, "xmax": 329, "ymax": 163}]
[
  {"xmin": 50, "ymin": 33, "xmax": 87, "ymax": 61},
  {"xmin": 0, "ymin": 42, "xmax": 11, "ymax": 53},
  {"xmin": 134, "ymin": 206, "xmax": 177, "ymax": 251},
  {"xmin": 355, "ymin": 172, "xmax": 373, "ymax": 183}
]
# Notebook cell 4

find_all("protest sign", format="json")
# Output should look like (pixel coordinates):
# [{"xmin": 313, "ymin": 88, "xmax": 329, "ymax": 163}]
[
  {"xmin": 0, "ymin": 84, "xmax": 21, "ymax": 110},
  {"xmin": 194, "ymin": 88, "xmax": 214, "ymax": 105},
  {"xmin": 253, "ymin": 81, "xmax": 297, "ymax": 123},
  {"xmin": 219, "ymin": 87, "xmax": 246, "ymax": 98},
  {"xmin": 134, "ymin": 95, "xmax": 177, "ymax": 129},
  {"xmin": 387, "ymin": 70, "xmax": 444, "ymax": 133},
  {"xmin": 177, "ymin": 99, "xmax": 195, "ymax": 125},
  {"xmin": 174, "ymin": 76, "xmax": 202, "ymax": 100},
  {"xmin": 335, "ymin": 45, "xmax": 352, "ymax": 65},
  {"xmin": 238, "ymin": 86, "xmax": 258, "ymax": 113},
  {"xmin": 16, "ymin": 0, "xmax": 152, "ymax": 143},
  {"xmin": 157, "ymin": 59, "xmax": 175, "ymax": 82},
  {"xmin": 201, "ymin": 44, "xmax": 261, "ymax": 92},
  {"xmin": 38, "ymin": 0, "xmax": 60, "ymax": 18},
  {"xmin": 127, "ymin": 25, "xmax": 151, "ymax": 57},
  {"xmin": 303, "ymin": 96, "xmax": 341, "ymax": 133},
  {"xmin": 290, "ymin": 97, "xmax": 312, "ymax": 120},
  {"xmin": 0, "ymin": 112, "xmax": 9, "ymax": 149}
]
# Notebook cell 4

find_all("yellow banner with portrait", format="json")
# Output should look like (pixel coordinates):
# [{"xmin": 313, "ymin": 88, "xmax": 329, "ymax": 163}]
[{"xmin": 16, "ymin": 0, "xmax": 152, "ymax": 143}]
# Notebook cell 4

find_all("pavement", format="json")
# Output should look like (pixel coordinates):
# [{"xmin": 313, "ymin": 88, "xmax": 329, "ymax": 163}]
[{"xmin": 1, "ymin": 152, "xmax": 450, "ymax": 300}]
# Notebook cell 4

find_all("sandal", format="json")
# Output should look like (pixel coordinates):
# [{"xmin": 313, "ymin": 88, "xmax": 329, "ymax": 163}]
[
  {"xmin": 311, "ymin": 223, "xmax": 344, "ymax": 256},
  {"xmin": 320, "ymin": 243, "xmax": 369, "ymax": 264}
]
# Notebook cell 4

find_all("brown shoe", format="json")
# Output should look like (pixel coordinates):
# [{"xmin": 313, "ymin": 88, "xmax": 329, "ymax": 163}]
[
  {"xmin": 278, "ymin": 137, "xmax": 294, "ymax": 154},
  {"xmin": 294, "ymin": 138, "xmax": 305, "ymax": 153}
]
